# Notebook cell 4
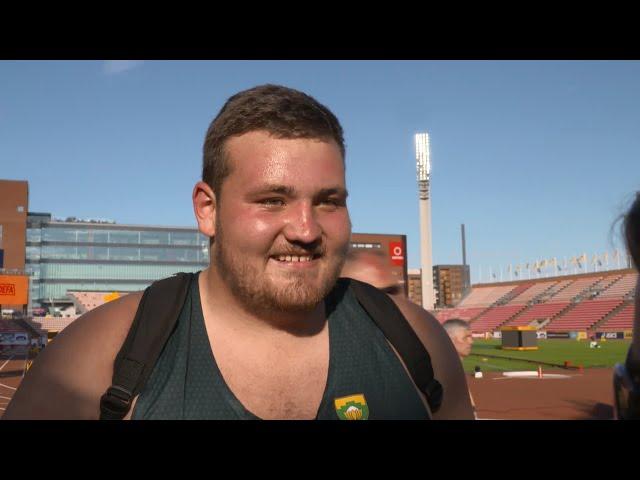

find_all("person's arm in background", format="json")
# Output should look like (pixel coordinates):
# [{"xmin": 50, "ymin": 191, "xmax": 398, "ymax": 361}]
[{"xmin": 392, "ymin": 296, "xmax": 475, "ymax": 420}]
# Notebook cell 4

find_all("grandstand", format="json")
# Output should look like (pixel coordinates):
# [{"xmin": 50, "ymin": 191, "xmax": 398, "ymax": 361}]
[
  {"xmin": 505, "ymin": 302, "xmax": 570, "ymax": 327},
  {"xmin": 433, "ymin": 268, "xmax": 636, "ymax": 335},
  {"xmin": 469, "ymin": 304, "xmax": 527, "ymax": 333},
  {"xmin": 508, "ymin": 280, "xmax": 556, "ymax": 304},
  {"xmin": 67, "ymin": 291, "xmax": 127, "ymax": 315},
  {"xmin": 545, "ymin": 298, "xmax": 623, "ymax": 331},
  {"xmin": 598, "ymin": 272, "xmax": 638, "ymax": 299},
  {"xmin": 456, "ymin": 284, "xmax": 516, "ymax": 307},
  {"xmin": 599, "ymin": 302, "xmax": 635, "ymax": 331}
]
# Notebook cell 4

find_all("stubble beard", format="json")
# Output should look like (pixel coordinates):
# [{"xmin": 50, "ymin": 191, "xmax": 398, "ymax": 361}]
[{"xmin": 213, "ymin": 223, "xmax": 348, "ymax": 317}]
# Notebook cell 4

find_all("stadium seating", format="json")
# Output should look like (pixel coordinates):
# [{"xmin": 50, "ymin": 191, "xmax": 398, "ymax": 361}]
[
  {"xmin": 504, "ymin": 302, "xmax": 570, "ymax": 327},
  {"xmin": 30, "ymin": 316, "xmax": 78, "ymax": 333},
  {"xmin": 535, "ymin": 279, "xmax": 574, "ymax": 303},
  {"xmin": 597, "ymin": 273, "xmax": 638, "ymax": 299},
  {"xmin": 545, "ymin": 298, "xmax": 623, "ymax": 331},
  {"xmin": 434, "ymin": 307, "xmax": 486, "ymax": 323},
  {"xmin": 509, "ymin": 280, "xmax": 556, "ymax": 304},
  {"xmin": 68, "ymin": 291, "xmax": 125, "ymax": 315},
  {"xmin": 581, "ymin": 275, "xmax": 623, "ymax": 300},
  {"xmin": 439, "ymin": 269, "xmax": 637, "ymax": 334},
  {"xmin": 547, "ymin": 277, "xmax": 603, "ymax": 302},
  {"xmin": 597, "ymin": 302, "xmax": 635, "ymax": 331},
  {"xmin": 457, "ymin": 285, "xmax": 518, "ymax": 307},
  {"xmin": 469, "ymin": 304, "xmax": 527, "ymax": 332}
]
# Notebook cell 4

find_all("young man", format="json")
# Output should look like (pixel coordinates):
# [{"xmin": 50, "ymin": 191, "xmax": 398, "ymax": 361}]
[{"xmin": 4, "ymin": 85, "xmax": 473, "ymax": 420}]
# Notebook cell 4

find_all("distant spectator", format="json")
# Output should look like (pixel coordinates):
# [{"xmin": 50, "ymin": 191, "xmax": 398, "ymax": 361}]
[
  {"xmin": 340, "ymin": 249, "xmax": 404, "ymax": 298},
  {"xmin": 442, "ymin": 318, "xmax": 473, "ymax": 358}
]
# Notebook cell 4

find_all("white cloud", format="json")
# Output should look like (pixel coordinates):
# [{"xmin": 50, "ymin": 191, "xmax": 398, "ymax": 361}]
[{"xmin": 103, "ymin": 60, "xmax": 144, "ymax": 75}]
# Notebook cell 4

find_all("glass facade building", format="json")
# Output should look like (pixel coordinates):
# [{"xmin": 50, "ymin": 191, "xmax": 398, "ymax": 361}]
[{"xmin": 25, "ymin": 213, "xmax": 209, "ymax": 306}]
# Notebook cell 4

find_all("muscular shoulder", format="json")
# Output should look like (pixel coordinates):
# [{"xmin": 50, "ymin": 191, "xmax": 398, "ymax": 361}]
[
  {"xmin": 2, "ymin": 291, "xmax": 143, "ymax": 420},
  {"xmin": 390, "ymin": 295, "xmax": 475, "ymax": 420}
]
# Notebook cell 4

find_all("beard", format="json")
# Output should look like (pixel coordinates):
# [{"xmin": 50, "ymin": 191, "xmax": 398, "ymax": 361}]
[{"xmin": 212, "ymin": 222, "xmax": 348, "ymax": 316}]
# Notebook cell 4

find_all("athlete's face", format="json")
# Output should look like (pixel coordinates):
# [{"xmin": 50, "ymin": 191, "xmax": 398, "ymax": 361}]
[{"xmin": 211, "ymin": 130, "xmax": 351, "ymax": 314}]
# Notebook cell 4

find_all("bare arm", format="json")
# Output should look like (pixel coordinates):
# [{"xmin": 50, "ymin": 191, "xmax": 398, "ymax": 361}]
[
  {"xmin": 391, "ymin": 295, "xmax": 475, "ymax": 420},
  {"xmin": 2, "ymin": 292, "xmax": 142, "ymax": 420}
]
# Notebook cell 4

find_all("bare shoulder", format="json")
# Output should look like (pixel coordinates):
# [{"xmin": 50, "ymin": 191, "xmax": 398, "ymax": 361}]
[
  {"xmin": 2, "ymin": 291, "xmax": 143, "ymax": 420},
  {"xmin": 390, "ymin": 295, "xmax": 475, "ymax": 420}
]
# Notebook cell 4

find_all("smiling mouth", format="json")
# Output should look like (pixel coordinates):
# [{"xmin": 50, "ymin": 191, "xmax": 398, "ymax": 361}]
[{"xmin": 270, "ymin": 254, "xmax": 322, "ymax": 263}]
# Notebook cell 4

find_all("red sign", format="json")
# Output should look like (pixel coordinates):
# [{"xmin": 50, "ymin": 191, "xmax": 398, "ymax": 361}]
[
  {"xmin": 0, "ymin": 275, "xmax": 28, "ymax": 305},
  {"xmin": 389, "ymin": 241, "xmax": 404, "ymax": 266}
]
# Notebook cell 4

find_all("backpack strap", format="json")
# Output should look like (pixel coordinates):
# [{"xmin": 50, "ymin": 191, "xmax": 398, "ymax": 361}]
[
  {"xmin": 346, "ymin": 278, "xmax": 444, "ymax": 414},
  {"xmin": 99, "ymin": 272, "xmax": 194, "ymax": 420}
]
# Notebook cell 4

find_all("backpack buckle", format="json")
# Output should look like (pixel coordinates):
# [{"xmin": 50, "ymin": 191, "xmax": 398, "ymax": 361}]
[{"xmin": 100, "ymin": 385, "xmax": 133, "ymax": 420}]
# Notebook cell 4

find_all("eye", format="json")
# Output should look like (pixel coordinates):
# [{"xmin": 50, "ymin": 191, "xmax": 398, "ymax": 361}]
[
  {"xmin": 259, "ymin": 198, "xmax": 285, "ymax": 207},
  {"xmin": 320, "ymin": 198, "xmax": 344, "ymax": 209}
]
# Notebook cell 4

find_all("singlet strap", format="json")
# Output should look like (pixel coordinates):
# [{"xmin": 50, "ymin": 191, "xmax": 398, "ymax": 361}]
[{"xmin": 99, "ymin": 272, "xmax": 194, "ymax": 420}]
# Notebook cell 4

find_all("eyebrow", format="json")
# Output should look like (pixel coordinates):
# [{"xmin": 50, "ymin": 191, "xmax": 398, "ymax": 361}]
[{"xmin": 248, "ymin": 184, "xmax": 349, "ymax": 199}]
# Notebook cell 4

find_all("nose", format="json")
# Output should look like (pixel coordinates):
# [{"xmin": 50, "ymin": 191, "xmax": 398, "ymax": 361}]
[{"xmin": 282, "ymin": 201, "xmax": 322, "ymax": 245}]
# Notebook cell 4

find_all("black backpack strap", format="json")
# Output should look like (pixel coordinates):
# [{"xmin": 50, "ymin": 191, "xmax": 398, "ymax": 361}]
[
  {"xmin": 99, "ymin": 272, "xmax": 194, "ymax": 420},
  {"xmin": 346, "ymin": 278, "xmax": 444, "ymax": 414}
]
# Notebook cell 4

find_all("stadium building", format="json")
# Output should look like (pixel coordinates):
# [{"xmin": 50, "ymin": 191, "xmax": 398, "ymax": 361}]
[
  {"xmin": 25, "ymin": 212, "xmax": 210, "ymax": 309},
  {"xmin": 433, "ymin": 264, "xmax": 471, "ymax": 308},
  {"xmin": 407, "ymin": 264, "xmax": 471, "ymax": 308}
]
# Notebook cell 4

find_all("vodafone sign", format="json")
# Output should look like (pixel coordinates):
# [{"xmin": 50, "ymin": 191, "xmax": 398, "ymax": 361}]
[{"xmin": 389, "ymin": 241, "xmax": 405, "ymax": 266}]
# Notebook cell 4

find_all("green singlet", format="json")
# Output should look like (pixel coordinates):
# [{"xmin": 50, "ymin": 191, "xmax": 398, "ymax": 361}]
[{"xmin": 131, "ymin": 273, "xmax": 430, "ymax": 420}]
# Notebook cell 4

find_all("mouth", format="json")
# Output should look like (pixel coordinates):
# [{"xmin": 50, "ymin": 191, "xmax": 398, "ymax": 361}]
[{"xmin": 269, "ymin": 253, "xmax": 322, "ymax": 264}]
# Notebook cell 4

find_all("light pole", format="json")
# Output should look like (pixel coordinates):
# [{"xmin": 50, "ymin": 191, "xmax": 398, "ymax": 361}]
[{"xmin": 415, "ymin": 133, "xmax": 435, "ymax": 310}]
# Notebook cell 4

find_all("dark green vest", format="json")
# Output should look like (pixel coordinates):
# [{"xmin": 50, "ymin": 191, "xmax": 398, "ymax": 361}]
[{"xmin": 132, "ymin": 274, "xmax": 429, "ymax": 420}]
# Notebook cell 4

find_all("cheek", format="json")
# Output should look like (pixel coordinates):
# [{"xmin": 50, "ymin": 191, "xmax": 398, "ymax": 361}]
[
  {"xmin": 321, "ymin": 211, "xmax": 351, "ymax": 244},
  {"xmin": 220, "ymin": 209, "xmax": 281, "ymax": 248}
]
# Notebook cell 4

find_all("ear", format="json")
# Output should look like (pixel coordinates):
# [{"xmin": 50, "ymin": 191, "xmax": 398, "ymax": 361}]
[{"xmin": 193, "ymin": 181, "xmax": 217, "ymax": 238}]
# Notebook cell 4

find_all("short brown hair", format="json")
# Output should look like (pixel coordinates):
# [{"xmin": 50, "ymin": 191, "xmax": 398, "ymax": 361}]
[
  {"xmin": 202, "ymin": 84, "xmax": 345, "ymax": 198},
  {"xmin": 625, "ymin": 192, "xmax": 640, "ymax": 270}
]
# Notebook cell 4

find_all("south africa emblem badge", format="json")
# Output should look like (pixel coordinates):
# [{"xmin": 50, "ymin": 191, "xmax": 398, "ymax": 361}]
[{"xmin": 334, "ymin": 394, "xmax": 369, "ymax": 420}]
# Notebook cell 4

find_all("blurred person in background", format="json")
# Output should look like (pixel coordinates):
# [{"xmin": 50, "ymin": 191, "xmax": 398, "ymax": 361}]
[
  {"xmin": 340, "ymin": 249, "xmax": 404, "ymax": 299},
  {"xmin": 614, "ymin": 192, "xmax": 640, "ymax": 419},
  {"xmin": 442, "ymin": 319, "xmax": 473, "ymax": 359},
  {"xmin": 443, "ymin": 318, "xmax": 477, "ymax": 418}
]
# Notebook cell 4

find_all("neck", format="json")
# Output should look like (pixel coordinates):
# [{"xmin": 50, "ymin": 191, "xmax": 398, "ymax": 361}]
[{"xmin": 199, "ymin": 267, "xmax": 327, "ymax": 337}]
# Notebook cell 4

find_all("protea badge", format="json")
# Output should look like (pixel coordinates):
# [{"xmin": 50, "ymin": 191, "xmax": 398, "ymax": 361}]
[{"xmin": 334, "ymin": 394, "xmax": 369, "ymax": 420}]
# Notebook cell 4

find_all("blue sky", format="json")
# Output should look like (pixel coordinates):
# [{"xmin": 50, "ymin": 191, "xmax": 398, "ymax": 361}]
[{"xmin": 1, "ymin": 61, "xmax": 639, "ymax": 281}]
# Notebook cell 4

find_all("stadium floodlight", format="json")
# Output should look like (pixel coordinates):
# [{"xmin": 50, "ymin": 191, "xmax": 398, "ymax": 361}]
[
  {"xmin": 415, "ymin": 133, "xmax": 431, "ymax": 182},
  {"xmin": 415, "ymin": 131, "xmax": 435, "ymax": 310}
]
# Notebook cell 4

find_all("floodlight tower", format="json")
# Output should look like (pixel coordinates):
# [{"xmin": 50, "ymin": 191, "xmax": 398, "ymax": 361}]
[{"xmin": 415, "ymin": 133, "xmax": 435, "ymax": 310}]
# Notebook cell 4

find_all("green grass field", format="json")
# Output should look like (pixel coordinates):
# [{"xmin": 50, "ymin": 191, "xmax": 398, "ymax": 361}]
[{"xmin": 461, "ymin": 339, "xmax": 632, "ymax": 373}]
